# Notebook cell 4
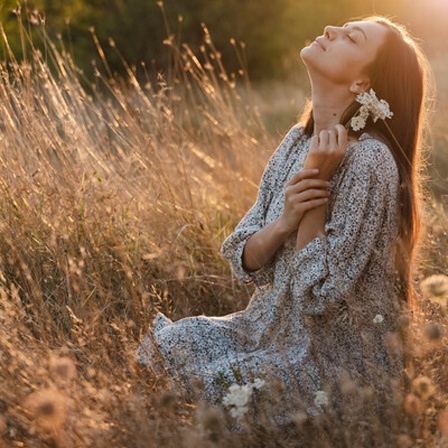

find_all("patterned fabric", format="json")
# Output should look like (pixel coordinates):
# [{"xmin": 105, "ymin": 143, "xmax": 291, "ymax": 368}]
[{"xmin": 137, "ymin": 125, "xmax": 404, "ymax": 421}]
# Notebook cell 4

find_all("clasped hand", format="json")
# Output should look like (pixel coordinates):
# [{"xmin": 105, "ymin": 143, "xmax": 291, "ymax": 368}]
[
  {"xmin": 303, "ymin": 125, "xmax": 348, "ymax": 179},
  {"xmin": 279, "ymin": 125, "xmax": 348, "ymax": 235}
]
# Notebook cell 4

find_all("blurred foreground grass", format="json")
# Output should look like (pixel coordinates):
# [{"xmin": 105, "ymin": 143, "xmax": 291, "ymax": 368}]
[{"xmin": 0, "ymin": 20, "xmax": 447, "ymax": 448}]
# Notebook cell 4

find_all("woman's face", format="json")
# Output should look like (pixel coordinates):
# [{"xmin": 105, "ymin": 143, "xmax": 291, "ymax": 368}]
[{"xmin": 301, "ymin": 21, "xmax": 388, "ymax": 87}]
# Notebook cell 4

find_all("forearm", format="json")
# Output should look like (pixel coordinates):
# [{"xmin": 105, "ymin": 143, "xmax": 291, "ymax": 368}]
[
  {"xmin": 242, "ymin": 218, "xmax": 291, "ymax": 272},
  {"xmin": 296, "ymin": 204, "xmax": 327, "ymax": 251}
]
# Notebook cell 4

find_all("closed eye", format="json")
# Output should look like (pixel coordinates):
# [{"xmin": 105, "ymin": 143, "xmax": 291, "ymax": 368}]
[{"xmin": 346, "ymin": 34, "xmax": 356, "ymax": 43}]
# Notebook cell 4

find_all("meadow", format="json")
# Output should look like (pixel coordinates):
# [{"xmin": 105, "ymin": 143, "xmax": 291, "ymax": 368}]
[{"xmin": 0, "ymin": 20, "xmax": 447, "ymax": 448}]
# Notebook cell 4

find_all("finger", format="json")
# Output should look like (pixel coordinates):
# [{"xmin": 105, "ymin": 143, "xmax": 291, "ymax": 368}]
[
  {"xmin": 335, "ymin": 124, "xmax": 348, "ymax": 150},
  {"xmin": 318, "ymin": 130, "xmax": 329, "ymax": 148},
  {"xmin": 287, "ymin": 168, "xmax": 319, "ymax": 186},
  {"xmin": 298, "ymin": 197, "xmax": 329, "ymax": 212},
  {"xmin": 288, "ymin": 178, "xmax": 330, "ymax": 194},
  {"xmin": 327, "ymin": 129, "xmax": 336, "ymax": 150},
  {"xmin": 294, "ymin": 188, "xmax": 330, "ymax": 202},
  {"xmin": 285, "ymin": 188, "xmax": 329, "ymax": 209}
]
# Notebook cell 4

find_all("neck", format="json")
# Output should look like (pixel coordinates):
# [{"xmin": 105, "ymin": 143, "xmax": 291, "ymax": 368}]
[{"xmin": 310, "ymin": 79, "xmax": 355, "ymax": 135}]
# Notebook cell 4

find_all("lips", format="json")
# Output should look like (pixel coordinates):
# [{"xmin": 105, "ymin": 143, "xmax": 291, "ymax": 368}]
[{"xmin": 315, "ymin": 38, "xmax": 326, "ymax": 51}]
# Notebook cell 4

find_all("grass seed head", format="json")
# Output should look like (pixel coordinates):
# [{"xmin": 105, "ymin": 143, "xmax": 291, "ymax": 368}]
[
  {"xmin": 421, "ymin": 275, "xmax": 448, "ymax": 306},
  {"xmin": 339, "ymin": 375, "xmax": 358, "ymax": 396},
  {"xmin": 50, "ymin": 356, "xmax": 77, "ymax": 382},
  {"xmin": 159, "ymin": 390, "xmax": 177, "ymax": 409},
  {"xmin": 423, "ymin": 322, "xmax": 443, "ymax": 341},
  {"xmin": 396, "ymin": 434, "xmax": 414, "ymax": 447},
  {"xmin": 412, "ymin": 376, "xmax": 435, "ymax": 400},
  {"xmin": 293, "ymin": 411, "xmax": 308, "ymax": 427},
  {"xmin": 24, "ymin": 389, "xmax": 67, "ymax": 432},
  {"xmin": 403, "ymin": 393, "xmax": 422, "ymax": 415},
  {"xmin": 196, "ymin": 403, "xmax": 223, "ymax": 442}
]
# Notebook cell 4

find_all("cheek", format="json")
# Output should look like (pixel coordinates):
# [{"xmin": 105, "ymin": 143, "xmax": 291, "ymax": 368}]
[
  {"xmin": 302, "ymin": 45, "xmax": 367, "ymax": 86},
  {"xmin": 324, "ymin": 52, "xmax": 368, "ymax": 84}
]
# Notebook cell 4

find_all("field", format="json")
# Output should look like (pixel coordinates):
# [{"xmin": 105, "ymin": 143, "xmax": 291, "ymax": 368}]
[{"xmin": 0, "ymin": 22, "xmax": 447, "ymax": 448}]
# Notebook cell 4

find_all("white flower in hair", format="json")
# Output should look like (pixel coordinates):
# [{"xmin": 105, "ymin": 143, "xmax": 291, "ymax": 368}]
[{"xmin": 348, "ymin": 88, "xmax": 393, "ymax": 131}]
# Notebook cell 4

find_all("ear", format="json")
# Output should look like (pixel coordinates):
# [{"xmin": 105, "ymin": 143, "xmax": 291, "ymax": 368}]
[{"xmin": 349, "ymin": 77, "xmax": 371, "ymax": 95}]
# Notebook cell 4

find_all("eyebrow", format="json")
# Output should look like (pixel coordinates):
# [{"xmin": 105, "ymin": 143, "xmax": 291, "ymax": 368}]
[{"xmin": 344, "ymin": 23, "xmax": 368, "ymax": 41}]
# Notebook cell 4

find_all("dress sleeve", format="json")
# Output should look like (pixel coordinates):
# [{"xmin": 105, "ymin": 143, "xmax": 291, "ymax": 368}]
[
  {"xmin": 291, "ymin": 138, "xmax": 399, "ymax": 315},
  {"xmin": 221, "ymin": 125, "xmax": 301, "ymax": 287}
]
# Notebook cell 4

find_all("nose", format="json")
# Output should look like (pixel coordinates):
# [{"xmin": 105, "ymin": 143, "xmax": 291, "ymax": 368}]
[{"xmin": 324, "ymin": 25, "xmax": 339, "ymax": 40}]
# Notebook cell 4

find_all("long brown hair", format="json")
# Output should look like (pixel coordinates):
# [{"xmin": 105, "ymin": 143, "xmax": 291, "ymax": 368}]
[{"xmin": 302, "ymin": 17, "xmax": 432, "ymax": 306}]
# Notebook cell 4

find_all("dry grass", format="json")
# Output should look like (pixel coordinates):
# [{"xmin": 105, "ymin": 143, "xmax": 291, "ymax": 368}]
[{"xmin": 0, "ymin": 16, "xmax": 447, "ymax": 448}]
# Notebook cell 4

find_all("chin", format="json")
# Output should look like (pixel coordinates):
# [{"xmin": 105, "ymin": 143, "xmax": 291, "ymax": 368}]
[
  {"xmin": 299, "ymin": 46, "xmax": 314, "ymax": 68},
  {"xmin": 299, "ymin": 46, "xmax": 310, "ymax": 61}
]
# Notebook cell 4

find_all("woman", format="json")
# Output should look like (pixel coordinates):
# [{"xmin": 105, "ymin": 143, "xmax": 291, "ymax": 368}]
[{"xmin": 137, "ymin": 17, "xmax": 429, "ymax": 422}]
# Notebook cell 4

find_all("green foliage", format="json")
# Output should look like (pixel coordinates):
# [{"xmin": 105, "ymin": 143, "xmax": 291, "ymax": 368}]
[{"xmin": 0, "ymin": 0, "xmax": 433, "ymax": 82}]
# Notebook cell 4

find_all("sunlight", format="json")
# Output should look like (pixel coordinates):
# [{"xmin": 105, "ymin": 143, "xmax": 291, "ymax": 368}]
[{"xmin": 411, "ymin": 0, "xmax": 448, "ymax": 37}]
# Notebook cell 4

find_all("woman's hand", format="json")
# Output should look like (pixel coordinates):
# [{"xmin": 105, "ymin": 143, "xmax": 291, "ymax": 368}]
[
  {"xmin": 279, "ymin": 168, "xmax": 330, "ymax": 235},
  {"xmin": 243, "ymin": 168, "xmax": 329, "ymax": 272},
  {"xmin": 303, "ymin": 125, "xmax": 348, "ymax": 180}
]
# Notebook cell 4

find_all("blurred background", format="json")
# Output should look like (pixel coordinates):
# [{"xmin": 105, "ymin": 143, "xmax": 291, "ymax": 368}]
[
  {"xmin": 1, "ymin": 0, "xmax": 447, "ymax": 192},
  {"xmin": 1, "ymin": 0, "xmax": 448, "ymax": 79}
]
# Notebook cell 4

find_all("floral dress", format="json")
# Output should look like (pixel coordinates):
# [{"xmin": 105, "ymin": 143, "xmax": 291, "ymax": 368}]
[{"xmin": 137, "ymin": 125, "xmax": 404, "ymax": 420}]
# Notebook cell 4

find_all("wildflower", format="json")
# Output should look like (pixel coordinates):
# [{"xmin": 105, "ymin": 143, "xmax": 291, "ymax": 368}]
[
  {"xmin": 159, "ymin": 390, "xmax": 177, "ymax": 410},
  {"xmin": 350, "ymin": 115, "xmax": 367, "ymax": 132},
  {"xmin": 29, "ymin": 9, "xmax": 44, "ymax": 26},
  {"xmin": 360, "ymin": 386, "xmax": 374, "ymax": 400},
  {"xmin": 373, "ymin": 314, "xmax": 384, "ymax": 324},
  {"xmin": 384, "ymin": 332, "xmax": 402, "ymax": 353},
  {"xmin": 50, "ymin": 356, "xmax": 77, "ymax": 382},
  {"xmin": 293, "ymin": 411, "xmax": 308, "ymax": 427},
  {"xmin": 347, "ymin": 89, "xmax": 393, "ymax": 131},
  {"xmin": 420, "ymin": 274, "xmax": 448, "ymax": 307},
  {"xmin": 196, "ymin": 403, "xmax": 223, "ymax": 442},
  {"xmin": 339, "ymin": 376, "xmax": 358, "ymax": 396},
  {"xmin": 403, "ymin": 393, "xmax": 422, "ymax": 416},
  {"xmin": 423, "ymin": 322, "xmax": 443, "ymax": 342},
  {"xmin": 396, "ymin": 434, "xmax": 414, "ymax": 448},
  {"xmin": 24, "ymin": 389, "xmax": 67, "ymax": 432},
  {"xmin": 398, "ymin": 314, "xmax": 411, "ymax": 328},
  {"xmin": 314, "ymin": 390, "xmax": 329, "ymax": 407},
  {"xmin": 412, "ymin": 375, "xmax": 435, "ymax": 400},
  {"xmin": 222, "ymin": 378, "xmax": 265, "ymax": 419},
  {"xmin": 252, "ymin": 378, "xmax": 265, "ymax": 390}
]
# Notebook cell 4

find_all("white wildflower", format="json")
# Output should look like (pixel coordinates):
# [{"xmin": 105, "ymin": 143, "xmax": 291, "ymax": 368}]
[
  {"xmin": 373, "ymin": 314, "xmax": 384, "ymax": 324},
  {"xmin": 348, "ymin": 88, "xmax": 393, "ymax": 131},
  {"xmin": 252, "ymin": 378, "xmax": 266, "ymax": 390},
  {"xmin": 350, "ymin": 115, "xmax": 366, "ymax": 132},
  {"xmin": 314, "ymin": 390, "xmax": 329, "ymax": 407},
  {"xmin": 420, "ymin": 274, "xmax": 448, "ymax": 307},
  {"xmin": 222, "ymin": 378, "xmax": 265, "ymax": 419}
]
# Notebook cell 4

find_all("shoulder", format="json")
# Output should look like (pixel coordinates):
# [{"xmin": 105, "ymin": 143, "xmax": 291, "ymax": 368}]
[
  {"xmin": 348, "ymin": 132, "xmax": 399, "ymax": 181},
  {"xmin": 280, "ymin": 122, "xmax": 306, "ymax": 148},
  {"xmin": 267, "ymin": 123, "xmax": 307, "ymax": 165}
]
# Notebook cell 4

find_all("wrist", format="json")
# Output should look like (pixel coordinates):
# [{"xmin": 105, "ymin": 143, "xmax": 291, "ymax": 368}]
[{"xmin": 276, "ymin": 216, "xmax": 296, "ymax": 239}]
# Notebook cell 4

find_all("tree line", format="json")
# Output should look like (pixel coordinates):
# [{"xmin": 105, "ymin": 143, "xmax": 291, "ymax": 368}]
[{"xmin": 0, "ymin": 0, "xmax": 444, "ymax": 82}]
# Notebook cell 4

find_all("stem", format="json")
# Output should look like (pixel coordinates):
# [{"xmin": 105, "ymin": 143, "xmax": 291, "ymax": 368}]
[{"xmin": 384, "ymin": 121, "xmax": 412, "ymax": 168}]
